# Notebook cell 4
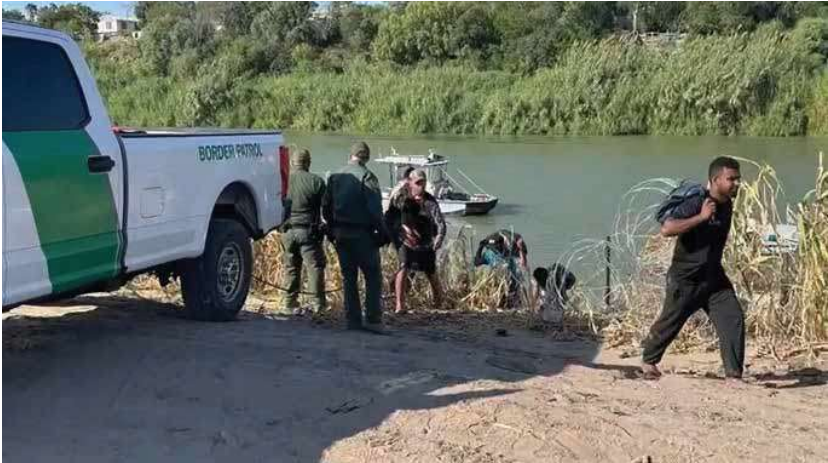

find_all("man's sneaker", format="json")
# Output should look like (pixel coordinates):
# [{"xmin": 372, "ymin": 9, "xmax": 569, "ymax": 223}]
[{"xmin": 639, "ymin": 363, "xmax": 662, "ymax": 380}]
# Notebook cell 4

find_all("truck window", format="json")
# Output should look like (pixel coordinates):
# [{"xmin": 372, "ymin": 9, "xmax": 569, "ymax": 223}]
[{"xmin": 2, "ymin": 36, "xmax": 89, "ymax": 132}]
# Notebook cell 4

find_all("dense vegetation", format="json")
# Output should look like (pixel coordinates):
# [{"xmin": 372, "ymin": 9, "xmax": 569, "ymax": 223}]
[{"xmin": 7, "ymin": 2, "xmax": 828, "ymax": 135}]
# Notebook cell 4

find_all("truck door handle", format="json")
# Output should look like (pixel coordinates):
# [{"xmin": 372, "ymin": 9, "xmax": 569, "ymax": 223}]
[{"xmin": 88, "ymin": 155, "xmax": 115, "ymax": 173}]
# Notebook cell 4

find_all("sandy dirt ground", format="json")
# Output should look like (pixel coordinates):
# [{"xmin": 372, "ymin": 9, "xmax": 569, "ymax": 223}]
[{"xmin": 3, "ymin": 294, "xmax": 827, "ymax": 463}]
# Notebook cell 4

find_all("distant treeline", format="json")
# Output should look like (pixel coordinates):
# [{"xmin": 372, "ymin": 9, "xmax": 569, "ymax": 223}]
[{"xmin": 9, "ymin": 2, "xmax": 828, "ymax": 135}]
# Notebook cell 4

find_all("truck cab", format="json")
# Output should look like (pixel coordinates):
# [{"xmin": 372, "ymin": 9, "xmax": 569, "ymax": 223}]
[{"xmin": 2, "ymin": 22, "xmax": 288, "ymax": 320}]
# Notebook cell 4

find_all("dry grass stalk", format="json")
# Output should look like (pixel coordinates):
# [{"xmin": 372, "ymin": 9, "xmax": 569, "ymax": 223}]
[{"xmin": 128, "ymin": 224, "xmax": 558, "ymax": 334}]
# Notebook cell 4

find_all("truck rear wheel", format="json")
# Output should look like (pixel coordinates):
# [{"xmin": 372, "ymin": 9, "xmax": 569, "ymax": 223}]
[{"xmin": 181, "ymin": 219, "xmax": 252, "ymax": 321}]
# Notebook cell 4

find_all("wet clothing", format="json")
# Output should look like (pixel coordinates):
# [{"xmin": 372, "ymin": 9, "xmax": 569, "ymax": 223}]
[
  {"xmin": 642, "ymin": 194, "xmax": 745, "ymax": 377},
  {"xmin": 474, "ymin": 230, "xmax": 528, "ymax": 266},
  {"xmin": 479, "ymin": 247, "xmax": 521, "ymax": 278},
  {"xmin": 474, "ymin": 230, "xmax": 528, "ymax": 309},
  {"xmin": 282, "ymin": 169, "xmax": 327, "ymax": 310},
  {"xmin": 323, "ymin": 160, "xmax": 387, "ymax": 325},
  {"xmin": 385, "ymin": 187, "xmax": 446, "ymax": 276},
  {"xmin": 386, "ymin": 180, "xmax": 407, "ymax": 211},
  {"xmin": 385, "ymin": 187, "xmax": 447, "ymax": 251},
  {"xmin": 398, "ymin": 246, "xmax": 436, "ymax": 275}
]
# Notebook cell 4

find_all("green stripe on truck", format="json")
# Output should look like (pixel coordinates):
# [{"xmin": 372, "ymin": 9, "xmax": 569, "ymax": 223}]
[{"xmin": 3, "ymin": 130, "xmax": 121, "ymax": 294}]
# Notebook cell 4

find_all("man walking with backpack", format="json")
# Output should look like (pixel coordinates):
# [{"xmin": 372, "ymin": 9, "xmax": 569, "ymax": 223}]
[{"xmin": 641, "ymin": 157, "xmax": 744, "ymax": 380}]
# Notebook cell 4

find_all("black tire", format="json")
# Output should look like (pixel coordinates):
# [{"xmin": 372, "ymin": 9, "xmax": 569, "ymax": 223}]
[{"xmin": 181, "ymin": 219, "xmax": 252, "ymax": 321}]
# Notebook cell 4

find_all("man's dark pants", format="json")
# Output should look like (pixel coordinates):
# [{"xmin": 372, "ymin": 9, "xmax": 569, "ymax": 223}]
[
  {"xmin": 642, "ymin": 275, "xmax": 745, "ymax": 377},
  {"xmin": 334, "ymin": 233, "xmax": 382, "ymax": 327}
]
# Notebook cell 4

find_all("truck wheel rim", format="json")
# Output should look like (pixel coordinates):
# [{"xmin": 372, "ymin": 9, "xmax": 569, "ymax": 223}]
[{"xmin": 217, "ymin": 242, "xmax": 243, "ymax": 302}]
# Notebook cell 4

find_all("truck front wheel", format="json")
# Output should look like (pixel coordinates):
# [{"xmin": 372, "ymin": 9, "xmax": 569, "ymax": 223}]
[{"xmin": 181, "ymin": 219, "xmax": 252, "ymax": 321}]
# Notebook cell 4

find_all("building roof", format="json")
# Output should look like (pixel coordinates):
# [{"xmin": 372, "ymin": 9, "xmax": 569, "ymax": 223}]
[{"xmin": 98, "ymin": 15, "xmax": 137, "ymax": 22}]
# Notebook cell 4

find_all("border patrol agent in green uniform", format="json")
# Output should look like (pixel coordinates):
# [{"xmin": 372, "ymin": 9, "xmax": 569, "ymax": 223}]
[
  {"xmin": 323, "ymin": 142, "xmax": 390, "ymax": 333},
  {"xmin": 282, "ymin": 148, "xmax": 327, "ymax": 313}
]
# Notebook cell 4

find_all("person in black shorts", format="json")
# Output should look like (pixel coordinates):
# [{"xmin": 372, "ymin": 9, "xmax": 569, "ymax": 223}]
[
  {"xmin": 384, "ymin": 169, "xmax": 446, "ymax": 313},
  {"xmin": 641, "ymin": 156, "xmax": 744, "ymax": 380}
]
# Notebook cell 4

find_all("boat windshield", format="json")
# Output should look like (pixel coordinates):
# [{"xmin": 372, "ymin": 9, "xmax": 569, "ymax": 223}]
[{"xmin": 426, "ymin": 165, "xmax": 445, "ymax": 184}]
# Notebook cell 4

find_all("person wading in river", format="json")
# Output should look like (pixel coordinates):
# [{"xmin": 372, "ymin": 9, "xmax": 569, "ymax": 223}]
[{"xmin": 641, "ymin": 156, "xmax": 744, "ymax": 381}]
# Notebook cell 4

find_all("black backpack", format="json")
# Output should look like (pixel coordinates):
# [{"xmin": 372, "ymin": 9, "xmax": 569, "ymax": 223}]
[{"xmin": 655, "ymin": 181, "xmax": 707, "ymax": 224}]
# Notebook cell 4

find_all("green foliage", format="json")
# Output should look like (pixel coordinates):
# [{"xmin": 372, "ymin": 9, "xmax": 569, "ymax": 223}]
[
  {"xmin": 558, "ymin": 1, "xmax": 620, "ymax": 38},
  {"xmin": 808, "ymin": 72, "xmax": 828, "ymax": 135},
  {"xmin": 491, "ymin": 2, "xmax": 620, "ymax": 74},
  {"xmin": 620, "ymin": 2, "xmax": 686, "ymax": 32},
  {"xmin": 249, "ymin": 2, "xmax": 316, "ymax": 45},
  {"xmin": 35, "ymin": 3, "xmax": 100, "ymax": 38},
  {"xmin": 138, "ymin": 9, "xmax": 216, "ymax": 75},
  {"xmin": 337, "ymin": 3, "xmax": 382, "ymax": 52},
  {"xmin": 678, "ymin": 2, "xmax": 823, "ymax": 35},
  {"xmin": 2, "ymin": 9, "xmax": 26, "ymax": 21},
  {"xmin": 88, "ymin": 19, "xmax": 828, "ymax": 137},
  {"xmin": 135, "ymin": 1, "xmax": 195, "ymax": 27},
  {"xmin": 51, "ymin": 1, "xmax": 828, "ymax": 136},
  {"xmin": 373, "ymin": 2, "xmax": 466, "ymax": 65}
]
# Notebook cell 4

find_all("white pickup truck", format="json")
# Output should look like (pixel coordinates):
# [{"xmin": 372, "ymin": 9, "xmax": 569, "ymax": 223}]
[{"xmin": 2, "ymin": 22, "xmax": 289, "ymax": 320}]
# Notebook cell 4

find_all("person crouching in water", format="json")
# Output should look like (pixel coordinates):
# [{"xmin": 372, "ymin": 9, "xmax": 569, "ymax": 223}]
[{"xmin": 384, "ymin": 169, "xmax": 446, "ymax": 314}]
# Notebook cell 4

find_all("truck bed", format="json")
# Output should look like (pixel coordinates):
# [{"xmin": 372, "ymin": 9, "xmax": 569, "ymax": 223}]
[
  {"xmin": 116, "ymin": 127, "xmax": 282, "ymax": 138},
  {"xmin": 119, "ymin": 129, "xmax": 284, "ymax": 274}
]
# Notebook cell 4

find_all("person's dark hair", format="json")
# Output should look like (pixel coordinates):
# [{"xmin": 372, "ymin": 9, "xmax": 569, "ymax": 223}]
[
  {"xmin": 708, "ymin": 156, "xmax": 740, "ymax": 180},
  {"xmin": 533, "ymin": 267, "xmax": 549, "ymax": 288},
  {"xmin": 402, "ymin": 166, "xmax": 415, "ymax": 179}
]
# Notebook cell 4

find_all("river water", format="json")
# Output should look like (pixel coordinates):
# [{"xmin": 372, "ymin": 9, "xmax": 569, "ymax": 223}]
[{"xmin": 287, "ymin": 132, "xmax": 824, "ymax": 267}]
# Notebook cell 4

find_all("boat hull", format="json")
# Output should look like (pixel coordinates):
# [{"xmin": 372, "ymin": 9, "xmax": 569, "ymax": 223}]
[
  {"xmin": 463, "ymin": 197, "xmax": 499, "ymax": 216},
  {"xmin": 382, "ymin": 195, "xmax": 498, "ymax": 216}
]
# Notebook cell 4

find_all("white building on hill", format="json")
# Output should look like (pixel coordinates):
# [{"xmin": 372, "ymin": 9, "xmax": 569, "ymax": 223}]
[{"xmin": 97, "ymin": 15, "xmax": 139, "ymax": 40}]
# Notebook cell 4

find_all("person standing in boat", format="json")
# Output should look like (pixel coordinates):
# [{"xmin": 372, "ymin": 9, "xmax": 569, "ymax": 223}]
[{"xmin": 384, "ymin": 169, "xmax": 446, "ymax": 313}]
